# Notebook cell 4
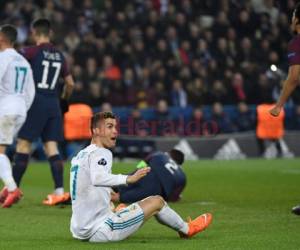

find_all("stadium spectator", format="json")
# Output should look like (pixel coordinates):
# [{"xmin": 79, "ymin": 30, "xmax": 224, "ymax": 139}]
[
  {"xmin": 235, "ymin": 102, "xmax": 255, "ymax": 131},
  {"xmin": 0, "ymin": 0, "xmax": 299, "ymax": 136},
  {"xmin": 211, "ymin": 102, "xmax": 237, "ymax": 133},
  {"xmin": 154, "ymin": 99, "xmax": 175, "ymax": 136},
  {"xmin": 170, "ymin": 79, "xmax": 188, "ymax": 108}
]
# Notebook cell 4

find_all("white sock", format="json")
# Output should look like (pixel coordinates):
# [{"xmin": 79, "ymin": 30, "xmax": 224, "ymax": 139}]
[
  {"xmin": 0, "ymin": 154, "xmax": 17, "ymax": 192},
  {"xmin": 54, "ymin": 187, "xmax": 64, "ymax": 195},
  {"xmin": 155, "ymin": 202, "xmax": 189, "ymax": 234}
]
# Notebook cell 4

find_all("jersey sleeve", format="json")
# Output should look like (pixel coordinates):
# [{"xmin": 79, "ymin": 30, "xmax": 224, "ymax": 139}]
[
  {"xmin": 24, "ymin": 67, "xmax": 35, "ymax": 110},
  {"xmin": 288, "ymin": 38, "xmax": 300, "ymax": 66},
  {"xmin": 0, "ymin": 52, "xmax": 10, "ymax": 81},
  {"xmin": 89, "ymin": 148, "xmax": 127, "ymax": 187}
]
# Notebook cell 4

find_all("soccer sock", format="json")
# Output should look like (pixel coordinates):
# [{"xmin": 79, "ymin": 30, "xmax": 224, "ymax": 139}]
[
  {"xmin": 48, "ymin": 154, "xmax": 64, "ymax": 193},
  {"xmin": 155, "ymin": 202, "xmax": 189, "ymax": 234},
  {"xmin": 0, "ymin": 154, "xmax": 17, "ymax": 192},
  {"xmin": 12, "ymin": 153, "xmax": 30, "ymax": 186}
]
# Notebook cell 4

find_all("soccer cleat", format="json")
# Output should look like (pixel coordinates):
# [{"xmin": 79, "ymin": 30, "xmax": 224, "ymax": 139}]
[
  {"xmin": 42, "ymin": 192, "xmax": 70, "ymax": 206},
  {"xmin": 292, "ymin": 205, "xmax": 300, "ymax": 215},
  {"xmin": 114, "ymin": 203, "xmax": 127, "ymax": 212},
  {"xmin": 0, "ymin": 187, "xmax": 8, "ymax": 203},
  {"xmin": 2, "ymin": 188, "xmax": 23, "ymax": 208},
  {"xmin": 179, "ymin": 213, "xmax": 212, "ymax": 238}
]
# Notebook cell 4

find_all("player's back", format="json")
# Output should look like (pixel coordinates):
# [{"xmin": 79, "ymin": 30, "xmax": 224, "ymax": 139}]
[
  {"xmin": 147, "ymin": 152, "xmax": 186, "ymax": 201},
  {"xmin": 21, "ymin": 43, "xmax": 68, "ymax": 99},
  {"xmin": 0, "ymin": 48, "xmax": 34, "ymax": 115}
]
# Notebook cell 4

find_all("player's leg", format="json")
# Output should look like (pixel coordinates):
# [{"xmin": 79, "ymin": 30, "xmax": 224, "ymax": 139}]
[
  {"xmin": 117, "ymin": 172, "xmax": 163, "ymax": 203},
  {"xmin": 138, "ymin": 195, "xmax": 189, "ymax": 232},
  {"xmin": 12, "ymin": 138, "xmax": 31, "ymax": 186},
  {"xmin": 0, "ymin": 115, "xmax": 25, "ymax": 207},
  {"xmin": 43, "ymin": 140, "xmax": 64, "ymax": 195},
  {"xmin": 0, "ymin": 145, "xmax": 17, "ymax": 193},
  {"xmin": 12, "ymin": 106, "xmax": 43, "ymax": 187},
  {"xmin": 138, "ymin": 195, "xmax": 212, "ymax": 238},
  {"xmin": 90, "ymin": 202, "xmax": 145, "ymax": 242},
  {"xmin": 41, "ymin": 113, "xmax": 69, "ymax": 205}
]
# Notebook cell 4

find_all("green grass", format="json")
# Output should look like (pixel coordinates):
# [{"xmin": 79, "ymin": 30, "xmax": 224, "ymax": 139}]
[{"xmin": 1, "ymin": 159, "xmax": 300, "ymax": 250}]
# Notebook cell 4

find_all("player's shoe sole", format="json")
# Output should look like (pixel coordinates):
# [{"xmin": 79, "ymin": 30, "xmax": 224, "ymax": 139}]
[
  {"xmin": 179, "ymin": 213, "xmax": 212, "ymax": 238},
  {"xmin": 2, "ymin": 188, "xmax": 23, "ymax": 208},
  {"xmin": 43, "ymin": 192, "xmax": 71, "ymax": 206}
]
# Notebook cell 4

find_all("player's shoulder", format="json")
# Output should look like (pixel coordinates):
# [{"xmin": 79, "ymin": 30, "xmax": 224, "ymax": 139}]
[
  {"xmin": 288, "ymin": 35, "xmax": 300, "ymax": 51},
  {"xmin": 90, "ymin": 146, "xmax": 113, "ymax": 159},
  {"xmin": 20, "ymin": 45, "xmax": 39, "ymax": 54}
]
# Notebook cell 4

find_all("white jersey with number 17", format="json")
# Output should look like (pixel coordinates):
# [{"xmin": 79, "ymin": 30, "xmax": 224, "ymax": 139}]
[
  {"xmin": 70, "ymin": 144, "xmax": 128, "ymax": 240},
  {"xmin": 0, "ymin": 48, "xmax": 35, "ymax": 115}
]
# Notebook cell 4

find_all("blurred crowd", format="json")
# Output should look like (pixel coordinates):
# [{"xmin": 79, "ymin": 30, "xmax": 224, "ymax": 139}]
[{"xmin": 1, "ymin": 0, "xmax": 300, "ymax": 134}]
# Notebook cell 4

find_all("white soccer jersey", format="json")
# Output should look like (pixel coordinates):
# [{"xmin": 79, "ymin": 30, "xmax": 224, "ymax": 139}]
[
  {"xmin": 0, "ymin": 48, "xmax": 35, "ymax": 115},
  {"xmin": 70, "ymin": 144, "xmax": 128, "ymax": 240}
]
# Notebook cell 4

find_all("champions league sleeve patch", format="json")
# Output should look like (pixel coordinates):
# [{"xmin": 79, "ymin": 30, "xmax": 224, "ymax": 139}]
[{"xmin": 98, "ymin": 158, "xmax": 107, "ymax": 166}]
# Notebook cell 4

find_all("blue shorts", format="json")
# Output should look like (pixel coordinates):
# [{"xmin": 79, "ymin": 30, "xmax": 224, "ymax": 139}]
[
  {"xmin": 18, "ymin": 95, "xmax": 63, "ymax": 142},
  {"xmin": 118, "ymin": 171, "xmax": 163, "ymax": 203}
]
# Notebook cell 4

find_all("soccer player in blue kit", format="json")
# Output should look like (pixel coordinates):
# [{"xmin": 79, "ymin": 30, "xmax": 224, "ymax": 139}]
[
  {"xmin": 111, "ymin": 149, "xmax": 186, "ymax": 204},
  {"xmin": 11, "ymin": 18, "xmax": 74, "ymax": 205},
  {"xmin": 270, "ymin": 3, "xmax": 300, "ymax": 215}
]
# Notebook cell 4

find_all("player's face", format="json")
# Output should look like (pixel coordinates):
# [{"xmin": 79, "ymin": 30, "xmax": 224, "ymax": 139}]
[{"xmin": 98, "ymin": 118, "xmax": 118, "ymax": 148}]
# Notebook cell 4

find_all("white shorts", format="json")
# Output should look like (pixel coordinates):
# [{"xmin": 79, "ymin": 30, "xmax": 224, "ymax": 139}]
[
  {"xmin": 89, "ymin": 203, "xmax": 144, "ymax": 243},
  {"xmin": 0, "ymin": 114, "xmax": 26, "ymax": 145}
]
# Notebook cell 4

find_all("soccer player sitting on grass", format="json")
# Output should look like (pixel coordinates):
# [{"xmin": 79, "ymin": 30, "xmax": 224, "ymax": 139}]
[
  {"xmin": 70, "ymin": 112, "xmax": 212, "ymax": 242},
  {"xmin": 111, "ymin": 149, "xmax": 186, "ymax": 204}
]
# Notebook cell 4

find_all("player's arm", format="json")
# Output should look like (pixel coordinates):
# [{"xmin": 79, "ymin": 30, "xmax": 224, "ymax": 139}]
[
  {"xmin": 89, "ymin": 150, "xmax": 150, "ymax": 187},
  {"xmin": 60, "ymin": 74, "xmax": 74, "ymax": 113},
  {"xmin": 270, "ymin": 65, "xmax": 300, "ymax": 117},
  {"xmin": 61, "ymin": 74, "xmax": 74, "ymax": 100},
  {"xmin": 24, "ymin": 67, "xmax": 36, "ymax": 110}
]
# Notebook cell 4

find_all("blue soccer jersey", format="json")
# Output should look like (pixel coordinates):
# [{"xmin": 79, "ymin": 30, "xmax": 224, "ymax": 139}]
[
  {"xmin": 20, "ymin": 43, "xmax": 69, "ymax": 96},
  {"xmin": 18, "ymin": 43, "xmax": 70, "ymax": 142},
  {"xmin": 146, "ymin": 151, "xmax": 186, "ymax": 201}
]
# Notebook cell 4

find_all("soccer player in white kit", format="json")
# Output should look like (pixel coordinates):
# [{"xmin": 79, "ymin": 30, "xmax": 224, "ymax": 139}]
[
  {"xmin": 0, "ymin": 25, "xmax": 35, "ymax": 208},
  {"xmin": 70, "ymin": 112, "xmax": 212, "ymax": 242}
]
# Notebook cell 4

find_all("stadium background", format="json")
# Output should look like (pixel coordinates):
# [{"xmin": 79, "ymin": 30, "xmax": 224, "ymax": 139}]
[
  {"xmin": 2, "ymin": 0, "xmax": 300, "ymax": 160},
  {"xmin": 1, "ymin": 1, "xmax": 300, "ymax": 249}
]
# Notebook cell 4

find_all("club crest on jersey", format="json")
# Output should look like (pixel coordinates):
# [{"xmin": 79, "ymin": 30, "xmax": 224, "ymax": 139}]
[{"xmin": 98, "ymin": 158, "xmax": 107, "ymax": 166}]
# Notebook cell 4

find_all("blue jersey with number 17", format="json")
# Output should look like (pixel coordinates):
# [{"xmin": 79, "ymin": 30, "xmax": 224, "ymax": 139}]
[{"xmin": 20, "ymin": 43, "xmax": 69, "ymax": 97}]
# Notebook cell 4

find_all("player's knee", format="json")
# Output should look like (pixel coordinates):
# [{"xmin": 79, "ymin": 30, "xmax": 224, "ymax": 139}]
[
  {"xmin": 43, "ymin": 141, "xmax": 58, "ymax": 157},
  {"xmin": 16, "ymin": 139, "xmax": 31, "ymax": 153},
  {"xmin": 150, "ymin": 195, "xmax": 165, "ymax": 209}
]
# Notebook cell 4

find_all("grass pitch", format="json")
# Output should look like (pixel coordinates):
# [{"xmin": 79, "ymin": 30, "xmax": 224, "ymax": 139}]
[{"xmin": 0, "ymin": 159, "xmax": 300, "ymax": 250}]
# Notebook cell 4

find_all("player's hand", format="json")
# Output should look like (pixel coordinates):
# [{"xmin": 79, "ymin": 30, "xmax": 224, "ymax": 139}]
[
  {"xmin": 269, "ymin": 106, "xmax": 282, "ymax": 117},
  {"xmin": 126, "ymin": 167, "xmax": 151, "ymax": 184},
  {"xmin": 111, "ymin": 190, "xmax": 120, "ymax": 202}
]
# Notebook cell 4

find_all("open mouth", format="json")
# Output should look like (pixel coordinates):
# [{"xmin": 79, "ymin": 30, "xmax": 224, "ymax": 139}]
[{"xmin": 111, "ymin": 137, "xmax": 117, "ymax": 142}]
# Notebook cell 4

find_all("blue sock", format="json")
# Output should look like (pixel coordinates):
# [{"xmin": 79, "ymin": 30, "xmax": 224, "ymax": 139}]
[
  {"xmin": 12, "ymin": 153, "xmax": 30, "ymax": 187},
  {"xmin": 48, "ymin": 154, "xmax": 64, "ymax": 189}
]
